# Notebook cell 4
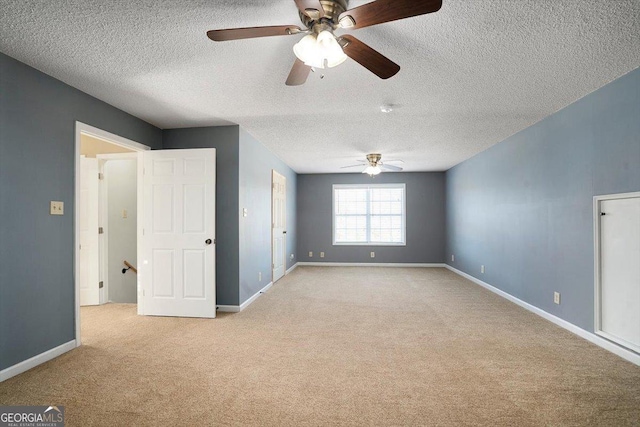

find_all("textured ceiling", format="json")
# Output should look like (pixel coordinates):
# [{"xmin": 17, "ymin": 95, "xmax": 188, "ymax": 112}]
[{"xmin": 1, "ymin": 1, "xmax": 639, "ymax": 173}]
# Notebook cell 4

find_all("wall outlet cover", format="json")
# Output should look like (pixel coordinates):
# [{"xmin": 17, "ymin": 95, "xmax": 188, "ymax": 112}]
[
  {"xmin": 308, "ymin": 251, "xmax": 313, "ymax": 258},
  {"xmin": 554, "ymin": 292, "xmax": 561, "ymax": 305},
  {"xmin": 320, "ymin": 252, "xmax": 325, "ymax": 258},
  {"xmin": 50, "ymin": 201, "xmax": 64, "ymax": 215}
]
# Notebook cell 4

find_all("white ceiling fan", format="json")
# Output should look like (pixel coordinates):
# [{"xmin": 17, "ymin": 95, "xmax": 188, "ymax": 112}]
[{"xmin": 341, "ymin": 153, "xmax": 404, "ymax": 176}]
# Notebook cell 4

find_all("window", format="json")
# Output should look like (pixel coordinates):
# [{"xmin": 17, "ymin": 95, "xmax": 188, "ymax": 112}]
[{"xmin": 333, "ymin": 184, "xmax": 406, "ymax": 245}]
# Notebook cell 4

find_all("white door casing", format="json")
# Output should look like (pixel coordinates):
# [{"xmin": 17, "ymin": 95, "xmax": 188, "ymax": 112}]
[
  {"xmin": 596, "ymin": 194, "xmax": 640, "ymax": 353},
  {"xmin": 272, "ymin": 170, "xmax": 286, "ymax": 283},
  {"xmin": 140, "ymin": 149, "xmax": 216, "ymax": 318},
  {"xmin": 79, "ymin": 157, "xmax": 100, "ymax": 306}
]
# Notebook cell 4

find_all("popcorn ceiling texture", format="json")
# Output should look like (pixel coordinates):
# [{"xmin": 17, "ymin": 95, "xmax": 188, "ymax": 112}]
[{"xmin": 1, "ymin": 0, "xmax": 639, "ymax": 173}]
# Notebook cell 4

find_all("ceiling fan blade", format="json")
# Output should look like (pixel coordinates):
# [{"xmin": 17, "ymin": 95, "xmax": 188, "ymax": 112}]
[
  {"xmin": 340, "ymin": 35, "xmax": 400, "ymax": 79},
  {"xmin": 207, "ymin": 25, "xmax": 302, "ymax": 42},
  {"xmin": 286, "ymin": 58, "xmax": 312, "ymax": 86},
  {"xmin": 293, "ymin": 0, "xmax": 325, "ymax": 19},
  {"xmin": 380, "ymin": 164, "xmax": 403, "ymax": 171},
  {"xmin": 339, "ymin": 0, "xmax": 442, "ymax": 30},
  {"xmin": 340, "ymin": 163, "xmax": 367, "ymax": 169}
]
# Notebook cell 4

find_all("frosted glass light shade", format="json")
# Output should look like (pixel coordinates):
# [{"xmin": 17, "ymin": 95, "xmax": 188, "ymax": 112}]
[
  {"xmin": 363, "ymin": 166, "xmax": 382, "ymax": 176},
  {"xmin": 293, "ymin": 31, "xmax": 347, "ymax": 69}
]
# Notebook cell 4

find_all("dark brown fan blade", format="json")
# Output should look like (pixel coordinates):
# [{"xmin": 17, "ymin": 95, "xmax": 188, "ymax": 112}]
[
  {"xmin": 207, "ymin": 25, "xmax": 302, "ymax": 42},
  {"xmin": 340, "ymin": 35, "xmax": 400, "ymax": 79},
  {"xmin": 286, "ymin": 58, "xmax": 312, "ymax": 86},
  {"xmin": 294, "ymin": 0, "xmax": 325, "ymax": 19},
  {"xmin": 339, "ymin": 0, "xmax": 442, "ymax": 30}
]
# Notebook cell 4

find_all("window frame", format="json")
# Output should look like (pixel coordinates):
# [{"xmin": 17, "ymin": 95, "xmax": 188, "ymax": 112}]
[{"xmin": 332, "ymin": 183, "xmax": 407, "ymax": 246}]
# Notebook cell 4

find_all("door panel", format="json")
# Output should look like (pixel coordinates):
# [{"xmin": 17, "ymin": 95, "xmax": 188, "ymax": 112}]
[
  {"xmin": 599, "ymin": 196, "xmax": 640, "ymax": 352},
  {"xmin": 140, "ymin": 149, "xmax": 216, "ymax": 318},
  {"xmin": 80, "ymin": 157, "xmax": 100, "ymax": 306},
  {"xmin": 272, "ymin": 171, "xmax": 286, "ymax": 282}
]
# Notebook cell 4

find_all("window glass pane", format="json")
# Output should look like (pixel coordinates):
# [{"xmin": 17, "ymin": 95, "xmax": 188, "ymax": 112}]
[{"xmin": 334, "ymin": 185, "xmax": 404, "ymax": 245}]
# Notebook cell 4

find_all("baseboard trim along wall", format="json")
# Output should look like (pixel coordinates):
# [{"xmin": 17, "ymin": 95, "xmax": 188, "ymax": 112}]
[
  {"xmin": 217, "ymin": 281, "xmax": 274, "ymax": 313},
  {"xmin": 297, "ymin": 262, "xmax": 447, "ymax": 268},
  {"xmin": 445, "ymin": 265, "xmax": 640, "ymax": 366},
  {"xmin": 0, "ymin": 340, "xmax": 77, "ymax": 382},
  {"xmin": 286, "ymin": 263, "xmax": 298, "ymax": 275}
]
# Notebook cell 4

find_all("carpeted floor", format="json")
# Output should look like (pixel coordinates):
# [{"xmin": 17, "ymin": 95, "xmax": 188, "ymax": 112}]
[{"xmin": 1, "ymin": 267, "xmax": 639, "ymax": 426}]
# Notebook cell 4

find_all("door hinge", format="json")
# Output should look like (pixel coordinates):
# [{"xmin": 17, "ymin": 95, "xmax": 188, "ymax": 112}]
[
  {"xmin": 98, "ymin": 227, "xmax": 104, "ymax": 234},
  {"xmin": 98, "ymin": 172, "xmax": 104, "ymax": 180},
  {"xmin": 99, "ymin": 281, "xmax": 104, "ymax": 289}
]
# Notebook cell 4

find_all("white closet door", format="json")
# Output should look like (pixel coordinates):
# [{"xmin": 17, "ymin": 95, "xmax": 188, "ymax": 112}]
[
  {"xmin": 140, "ymin": 149, "xmax": 216, "ymax": 318},
  {"xmin": 598, "ymin": 196, "xmax": 640, "ymax": 352},
  {"xmin": 80, "ymin": 157, "xmax": 100, "ymax": 306}
]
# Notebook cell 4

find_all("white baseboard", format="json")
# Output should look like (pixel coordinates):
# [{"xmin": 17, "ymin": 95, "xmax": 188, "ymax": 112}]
[
  {"xmin": 216, "ymin": 281, "xmax": 273, "ymax": 313},
  {"xmin": 297, "ymin": 262, "xmax": 447, "ymax": 268},
  {"xmin": 444, "ymin": 265, "xmax": 640, "ymax": 366},
  {"xmin": 216, "ymin": 305, "xmax": 241, "ymax": 313},
  {"xmin": 0, "ymin": 340, "xmax": 77, "ymax": 382},
  {"xmin": 286, "ymin": 263, "xmax": 298, "ymax": 275}
]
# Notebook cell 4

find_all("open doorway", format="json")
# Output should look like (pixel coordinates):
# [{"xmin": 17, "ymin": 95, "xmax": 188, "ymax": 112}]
[{"xmin": 75, "ymin": 122, "xmax": 149, "ymax": 346}]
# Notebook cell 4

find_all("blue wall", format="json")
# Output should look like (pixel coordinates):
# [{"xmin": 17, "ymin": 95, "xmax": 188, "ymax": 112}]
[
  {"xmin": 446, "ymin": 68, "xmax": 640, "ymax": 332},
  {"xmin": 0, "ymin": 53, "xmax": 162, "ymax": 371},
  {"xmin": 297, "ymin": 173, "xmax": 446, "ymax": 264},
  {"xmin": 239, "ymin": 129, "xmax": 297, "ymax": 304},
  {"xmin": 162, "ymin": 126, "xmax": 241, "ymax": 306}
]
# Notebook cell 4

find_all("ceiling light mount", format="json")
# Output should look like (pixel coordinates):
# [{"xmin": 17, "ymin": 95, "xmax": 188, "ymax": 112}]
[
  {"xmin": 380, "ymin": 105, "xmax": 393, "ymax": 113},
  {"xmin": 298, "ymin": 0, "xmax": 349, "ymax": 29}
]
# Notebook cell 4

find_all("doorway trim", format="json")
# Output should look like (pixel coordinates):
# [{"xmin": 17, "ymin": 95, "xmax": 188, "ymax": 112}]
[
  {"xmin": 74, "ymin": 122, "xmax": 150, "ymax": 346},
  {"xmin": 593, "ymin": 191, "xmax": 640, "ymax": 352}
]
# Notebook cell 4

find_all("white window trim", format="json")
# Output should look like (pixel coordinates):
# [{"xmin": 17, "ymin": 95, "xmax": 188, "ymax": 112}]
[{"xmin": 332, "ymin": 183, "xmax": 407, "ymax": 246}]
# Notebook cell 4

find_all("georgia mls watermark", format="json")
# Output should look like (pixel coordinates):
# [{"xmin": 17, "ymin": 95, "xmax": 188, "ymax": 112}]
[{"xmin": 0, "ymin": 406, "xmax": 64, "ymax": 427}]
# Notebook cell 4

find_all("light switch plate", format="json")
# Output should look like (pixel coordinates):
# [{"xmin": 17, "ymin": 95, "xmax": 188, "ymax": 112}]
[
  {"xmin": 242, "ymin": 208, "xmax": 248, "ymax": 217},
  {"xmin": 50, "ymin": 201, "xmax": 64, "ymax": 215}
]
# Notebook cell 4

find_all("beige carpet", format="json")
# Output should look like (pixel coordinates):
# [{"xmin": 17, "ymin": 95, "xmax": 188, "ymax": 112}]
[{"xmin": 1, "ymin": 267, "xmax": 639, "ymax": 426}]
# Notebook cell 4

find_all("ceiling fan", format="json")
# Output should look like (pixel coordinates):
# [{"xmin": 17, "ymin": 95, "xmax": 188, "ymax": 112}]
[
  {"xmin": 207, "ymin": 0, "xmax": 442, "ymax": 86},
  {"xmin": 341, "ymin": 153, "xmax": 404, "ymax": 176}
]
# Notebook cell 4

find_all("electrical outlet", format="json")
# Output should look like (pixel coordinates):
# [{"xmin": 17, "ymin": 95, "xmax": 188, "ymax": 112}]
[
  {"xmin": 50, "ymin": 201, "xmax": 64, "ymax": 215},
  {"xmin": 554, "ymin": 292, "xmax": 561, "ymax": 305},
  {"xmin": 481, "ymin": 265, "xmax": 485, "ymax": 274},
  {"xmin": 370, "ymin": 252, "xmax": 375, "ymax": 258},
  {"xmin": 308, "ymin": 251, "xmax": 313, "ymax": 258},
  {"xmin": 242, "ymin": 208, "xmax": 248, "ymax": 217},
  {"xmin": 320, "ymin": 252, "xmax": 325, "ymax": 258},
  {"xmin": 258, "ymin": 272, "xmax": 262, "ymax": 282},
  {"xmin": 122, "ymin": 209, "xmax": 128, "ymax": 219},
  {"xmin": 452, "ymin": 254, "xmax": 455, "ymax": 262},
  {"xmin": 290, "ymin": 254, "xmax": 294, "ymax": 260}
]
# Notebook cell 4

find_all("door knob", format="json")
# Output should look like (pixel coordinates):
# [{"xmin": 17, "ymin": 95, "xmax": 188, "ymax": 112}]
[{"xmin": 205, "ymin": 239, "xmax": 213, "ymax": 245}]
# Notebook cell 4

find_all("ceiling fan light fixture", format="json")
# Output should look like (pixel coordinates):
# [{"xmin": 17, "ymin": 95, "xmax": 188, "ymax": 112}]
[
  {"xmin": 293, "ymin": 30, "xmax": 347, "ymax": 69},
  {"xmin": 363, "ymin": 165, "xmax": 382, "ymax": 176}
]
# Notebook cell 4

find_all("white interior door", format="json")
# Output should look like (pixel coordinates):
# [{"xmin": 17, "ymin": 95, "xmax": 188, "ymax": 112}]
[
  {"xmin": 80, "ymin": 157, "xmax": 100, "ymax": 306},
  {"xmin": 272, "ymin": 170, "xmax": 286, "ymax": 283},
  {"xmin": 598, "ymin": 195, "xmax": 640, "ymax": 353},
  {"xmin": 140, "ymin": 149, "xmax": 216, "ymax": 318}
]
